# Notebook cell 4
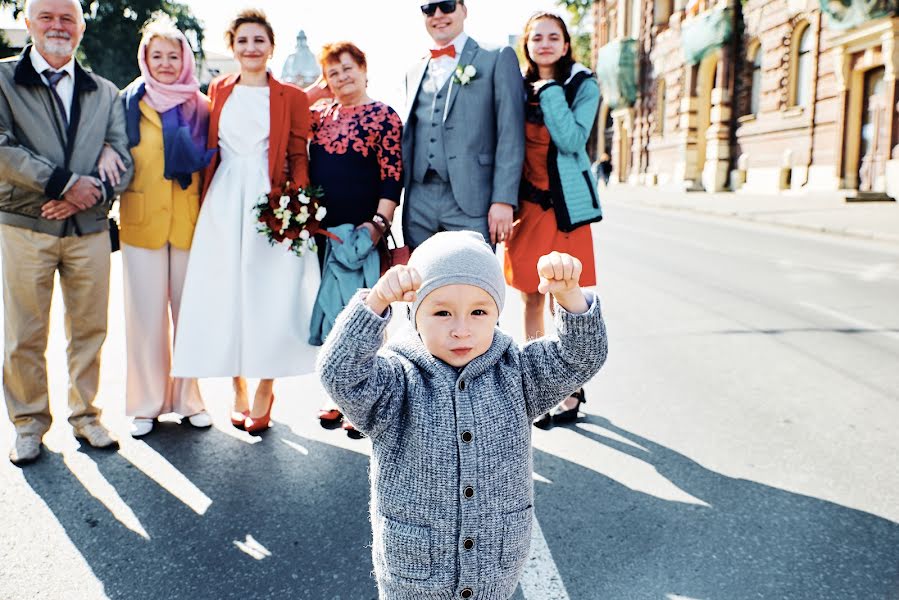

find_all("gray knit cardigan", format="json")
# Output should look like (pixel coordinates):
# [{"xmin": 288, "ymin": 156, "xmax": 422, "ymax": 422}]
[{"xmin": 318, "ymin": 291, "xmax": 608, "ymax": 600}]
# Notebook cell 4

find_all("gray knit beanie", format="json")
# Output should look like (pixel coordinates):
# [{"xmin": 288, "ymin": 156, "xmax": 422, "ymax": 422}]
[{"xmin": 408, "ymin": 231, "xmax": 505, "ymax": 330}]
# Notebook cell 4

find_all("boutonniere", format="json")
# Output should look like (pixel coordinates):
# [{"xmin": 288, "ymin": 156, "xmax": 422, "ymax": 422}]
[{"xmin": 454, "ymin": 64, "xmax": 477, "ymax": 85}]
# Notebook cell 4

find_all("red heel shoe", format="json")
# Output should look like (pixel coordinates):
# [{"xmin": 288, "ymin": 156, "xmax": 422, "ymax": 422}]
[
  {"xmin": 231, "ymin": 410, "xmax": 250, "ymax": 429},
  {"xmin": 245, "ymin": 395, "xmax": 275, "ymax": 434}
]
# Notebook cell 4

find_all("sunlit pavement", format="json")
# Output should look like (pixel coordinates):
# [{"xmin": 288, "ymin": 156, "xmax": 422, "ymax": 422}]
[{"xmin": 2, "ymin": 196, "xmax": 898, "ymax": 599}]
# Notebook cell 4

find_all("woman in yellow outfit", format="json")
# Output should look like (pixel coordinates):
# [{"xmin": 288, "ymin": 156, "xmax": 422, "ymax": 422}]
[{"xmin": 99, "ymin": 17, "xmax": 215, "ymax": 437}]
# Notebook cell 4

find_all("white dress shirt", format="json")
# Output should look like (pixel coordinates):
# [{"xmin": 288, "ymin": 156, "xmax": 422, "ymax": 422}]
[
  {"xmin": 427, "ymin": 32, "xmax": 468, "ymax": 89},
  {"xmin": 30, "ymin": 48, "xmax": 76, "ymax": 122}
]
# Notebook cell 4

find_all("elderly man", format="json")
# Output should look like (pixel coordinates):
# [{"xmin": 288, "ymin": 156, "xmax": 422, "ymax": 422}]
[
  {"xmin": 402, "ymin": 0, "xmax": 524, "ymax": 249},
  {"xmin": 0, "ymin": 0, "xmax": 133, "ymax": 465}
]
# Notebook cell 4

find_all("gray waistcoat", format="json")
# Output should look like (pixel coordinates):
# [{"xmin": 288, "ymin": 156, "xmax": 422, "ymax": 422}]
[{"xmin": 412, "ymin": 68, "xmax": 452, "ymax": 183}]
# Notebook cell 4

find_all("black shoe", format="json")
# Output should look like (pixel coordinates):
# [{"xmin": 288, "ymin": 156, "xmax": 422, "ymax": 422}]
[
  {"xmin": 551, "ymin": 389, "xmax": 586, "ymax": 424},
  {"xmin": 533, "ymin": 413, "xmax": 552, "ymax": 429}
]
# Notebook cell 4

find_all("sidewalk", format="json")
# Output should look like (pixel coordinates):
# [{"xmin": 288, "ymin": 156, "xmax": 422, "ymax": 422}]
[{"xmin": 602, "ymin": 185, "xmax": 899, "ymax": 245}]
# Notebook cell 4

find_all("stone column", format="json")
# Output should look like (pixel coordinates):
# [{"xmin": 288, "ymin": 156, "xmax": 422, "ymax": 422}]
[
  {"xmin": 702, "ymin": 47, "xmax": 733, "ymax": 191},
  {"xmin": 677, "ymin": 64, "xmax": 701, "ymax": 188},
  {"xmin": 832, "ymin": 46, "xmax": 851, "ymax": 188}
]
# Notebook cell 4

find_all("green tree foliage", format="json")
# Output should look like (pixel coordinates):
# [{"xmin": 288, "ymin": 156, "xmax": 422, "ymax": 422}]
[
  {"xmin": 0, "ymin": 0, "xmax": 204, "ymax": 88},
  {"xmin": 79, "ymin": 1, "xmax": 205, "ymax": 88},
  {"xmin": 556, "ymin": 0, "xmax": 595, "ymax": 67},
  {"xmin": 556, "ymin": 0, "xmax": 594, "ymax": 25},
  {"xmin": 0, "ymin": 30, "xmax": 14, "ymax": 59},
  {"xmin": 0, "ymin": 0, "xmax": 19, "ymax": 58}
]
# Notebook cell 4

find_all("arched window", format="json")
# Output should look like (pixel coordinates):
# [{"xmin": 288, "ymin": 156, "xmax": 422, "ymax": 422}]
[
  {"xmin": 793, "ymin": 25, "xmax": 813, "ymax": 108},
  {"xmin": 750, "ymin": 44, "xmax": 762, "ymax": 115}
]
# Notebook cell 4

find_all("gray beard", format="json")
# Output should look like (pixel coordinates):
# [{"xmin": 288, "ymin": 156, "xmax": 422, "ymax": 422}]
[{"xmin": 38, "ymin": 38, "xmax": 76, "ymax": 59}]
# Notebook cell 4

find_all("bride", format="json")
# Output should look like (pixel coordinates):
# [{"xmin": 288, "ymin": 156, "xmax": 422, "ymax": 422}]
[{"xmin": 173, "ymin": 9, "xmax": 320, "ymax": 434}]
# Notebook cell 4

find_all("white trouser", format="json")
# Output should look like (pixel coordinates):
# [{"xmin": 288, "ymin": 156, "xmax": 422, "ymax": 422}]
[{"xmin": 122, "ymin": 243, "xmax": 204, "ymax": 418}]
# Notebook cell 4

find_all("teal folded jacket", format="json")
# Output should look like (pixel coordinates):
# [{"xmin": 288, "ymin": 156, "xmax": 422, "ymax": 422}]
[{"xmin": 309, "ymin": 223, "xmax": 381, "ymax": 346}]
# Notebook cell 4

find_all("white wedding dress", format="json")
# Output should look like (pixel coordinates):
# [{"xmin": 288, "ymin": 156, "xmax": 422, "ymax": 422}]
[{"xmin": 172, "ymin": 85, "xmax": 320, "ymax": 378}]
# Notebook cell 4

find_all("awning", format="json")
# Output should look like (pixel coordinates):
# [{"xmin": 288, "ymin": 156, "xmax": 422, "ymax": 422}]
[
  {"xmin": 681, "ymin": 6, "xmax": 734, "ymax": 65},
  {"xmin": 596, "ymin": 38, "xmax": 637, "ymax": 109}
]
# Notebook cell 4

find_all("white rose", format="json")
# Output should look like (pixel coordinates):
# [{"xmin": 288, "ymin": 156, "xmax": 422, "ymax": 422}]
[
  {"xmin": 297, "ymin": 213, "xmax": 309, "ymax": 225},
  {"xmin": 282, "ymin": 209, "xmax": 292, "ymax": 220},
  {"xmin": 279, "ymin": 195, "xmax": 291, "ymax": 209},
  {"xmin": 299, "ymin": 205, "xmax": 309, "ymax": 215},
  {"xmin": 464, "ymin": 65, "xmax": 476, "ymax": 78},
  {"xmin": 315, "ymin": 206, "xmax": 327, "ymax": 221},
  {"xmin": 299, "ymin": 229, "xmax": 310, "ymax": 241},
  {"xmin": 298, "ymin": 193, "xmax": 310, "ymax": 205}
]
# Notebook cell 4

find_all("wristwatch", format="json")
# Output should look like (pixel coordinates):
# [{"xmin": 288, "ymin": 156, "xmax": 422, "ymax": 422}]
[{"xmin": 371, "ymin": 213, "xmax": 390, "ymax": 233}]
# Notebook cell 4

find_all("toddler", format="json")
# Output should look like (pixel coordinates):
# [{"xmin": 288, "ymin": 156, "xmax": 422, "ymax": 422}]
[{"xmin": 318, "ymin": 231, "xmax": 608, "ymax": 599}]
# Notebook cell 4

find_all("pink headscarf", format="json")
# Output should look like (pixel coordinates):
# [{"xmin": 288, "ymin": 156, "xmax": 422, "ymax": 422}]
[{"xmin": 137, "ymin": 30, "xmax": 205, "ymax": 121}]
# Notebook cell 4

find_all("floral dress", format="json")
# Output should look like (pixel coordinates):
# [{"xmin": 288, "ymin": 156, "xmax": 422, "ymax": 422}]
[{"xmin": 309, "ymin": 100, "xmax": 403, "ymax": 228}]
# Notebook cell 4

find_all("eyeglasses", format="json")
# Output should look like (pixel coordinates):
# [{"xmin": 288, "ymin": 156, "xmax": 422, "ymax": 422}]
[{"xmin": 420, "ymin": 1, "xmax": 459, "ymax": 16}]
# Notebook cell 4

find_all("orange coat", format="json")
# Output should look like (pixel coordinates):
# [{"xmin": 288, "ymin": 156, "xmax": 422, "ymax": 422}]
[{"xmin": 201, "ymin": 73, "xmax": 310, "ymax": 202}]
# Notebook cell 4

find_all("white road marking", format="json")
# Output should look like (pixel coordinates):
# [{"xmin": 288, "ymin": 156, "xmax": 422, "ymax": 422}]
[
  {"xmin": 282, "ymin": 438, "xmax": 309, "ymax": 455},
  {"xmin": 520, "ymin": 515, "xmax": 570, "ymax": 600},
  {"xmin": 234, "ymin": 534, "xmax": 272, "ymax": 560},
  {"xmin": 532, "ymin": 471, "xmax": 553, "ymax": 484},
  {"xmin": 800, "ymin": 301, "xmax": 899, "ymax": 343}
]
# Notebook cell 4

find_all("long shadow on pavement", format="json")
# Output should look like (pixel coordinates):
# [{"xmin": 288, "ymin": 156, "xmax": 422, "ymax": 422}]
[
  {"xmin": 20, "ymin": 416, "xmax": 899, "ymax": 599},
  {"xmin": 533, "ymin": 415, "xmax": 899, "ymax": 599},
  {"xmin": 22, "ymin": 422, "xmax": 378, "ymax": 600}
]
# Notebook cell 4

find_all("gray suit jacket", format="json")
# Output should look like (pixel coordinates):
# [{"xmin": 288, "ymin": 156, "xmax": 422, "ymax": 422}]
[{"xmin": 403, "ymin": 37, "xmax": 524, "ymax": 217}]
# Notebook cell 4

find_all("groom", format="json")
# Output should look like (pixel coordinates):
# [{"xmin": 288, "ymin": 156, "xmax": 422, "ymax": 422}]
[{"xmin": 402, "ymin": 0, "xmax": 524, "ymax": 249}]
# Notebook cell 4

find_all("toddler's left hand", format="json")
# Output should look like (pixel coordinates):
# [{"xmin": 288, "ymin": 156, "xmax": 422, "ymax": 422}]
[
  {"xmin": 537, "ymin": 252, "xmax": 589, "ymax": 314},
  {"xmin": 537, "ymin": 251, "xmax": 582, "ymax": 295}
]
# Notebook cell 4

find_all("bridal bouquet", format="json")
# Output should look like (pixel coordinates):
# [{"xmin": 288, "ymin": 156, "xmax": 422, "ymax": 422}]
[{"xmin": 254, "ymin": 183, "xmax": 331, "ymax": 257}]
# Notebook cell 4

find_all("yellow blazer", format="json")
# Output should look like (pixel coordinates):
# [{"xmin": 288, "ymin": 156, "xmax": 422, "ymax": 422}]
[{"xmin": 119, "ymin": 100, "xmax": 202, "ymax": 250}]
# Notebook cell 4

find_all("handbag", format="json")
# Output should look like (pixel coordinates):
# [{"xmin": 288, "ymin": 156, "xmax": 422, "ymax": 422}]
[
  {"xmin": 109, "ymin": 217, "xmax": 120, "ymax": 253},
  {"xmin": 378, "ymin": 230, "xmax": 410, "ymax": 275}
]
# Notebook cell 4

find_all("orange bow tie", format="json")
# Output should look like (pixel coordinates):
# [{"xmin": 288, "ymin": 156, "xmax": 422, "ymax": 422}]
[{"xmin": 430, "ymin": 46, "xmax": 456, "ymax": 59}]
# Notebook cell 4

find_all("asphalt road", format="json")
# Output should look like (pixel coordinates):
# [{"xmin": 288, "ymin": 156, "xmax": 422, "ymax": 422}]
[{"xmin": 1, "ymin": 199, "xmax": 898, "ymax": 600}]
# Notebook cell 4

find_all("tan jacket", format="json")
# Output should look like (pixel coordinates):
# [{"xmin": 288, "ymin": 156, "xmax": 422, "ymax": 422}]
[
  {"xmin": 120, "ymin": 101, "xmax": 202, "ymax": 250},
  {"xmin": 0, "ymin": 46, "xmax": 132, "ymax": 237}
]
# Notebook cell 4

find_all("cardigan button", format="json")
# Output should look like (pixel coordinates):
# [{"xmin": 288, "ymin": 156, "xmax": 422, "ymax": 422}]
[
  {"xmin": 463, "ymin": 537, "xmax": 474, "ymax": 550},
  {"xmin": 461, "ymin": 431, "xmax": 473, "ymax": 443},
  {"xmin": 463, "ymin": 486, "xmax": 474, "ymax": 498},
  {"xmin": 460, "ymin": 589, "xmax": 473, "ymax": 599},
  {"xmin": 458, "ymin": 380, "xmax": 465, "ymax": 391}
]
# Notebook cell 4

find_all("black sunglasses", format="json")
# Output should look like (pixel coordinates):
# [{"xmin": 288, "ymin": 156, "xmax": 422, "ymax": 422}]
[{"xmin": 420, "ymin": 1, "xmax": 459, "ymax": 16}]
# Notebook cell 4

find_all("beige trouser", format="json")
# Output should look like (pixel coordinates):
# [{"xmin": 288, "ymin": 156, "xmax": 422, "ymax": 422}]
[
  {"xmin": 1, "ymin": 225, "xmax": 110, "ymax": 437},
  {"xmin": 122, "ymin": 243, "xmax": 203, "ymax": 418}
]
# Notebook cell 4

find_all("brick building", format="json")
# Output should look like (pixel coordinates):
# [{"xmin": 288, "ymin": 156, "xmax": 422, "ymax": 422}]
[{"xmin": 593, "ymin": 0, "xmax": 899, "ymax": 199}]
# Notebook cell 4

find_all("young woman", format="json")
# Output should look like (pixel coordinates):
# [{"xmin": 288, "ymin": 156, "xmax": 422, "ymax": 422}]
[
  {"xmin": 504, "ymin": 12, "xmax": 602, "ymax": 427},
  {"xmin": 171, "ymin": 9, "xmax": 320, "ymax": 434}
]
